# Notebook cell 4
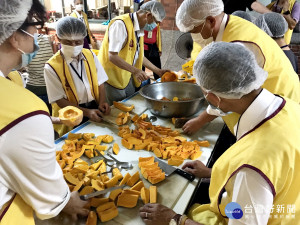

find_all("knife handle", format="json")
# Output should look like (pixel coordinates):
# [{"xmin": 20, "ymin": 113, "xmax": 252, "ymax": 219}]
[{"xmin": 175, "ymin": 168, "xmax": 195, "ymax": 181}]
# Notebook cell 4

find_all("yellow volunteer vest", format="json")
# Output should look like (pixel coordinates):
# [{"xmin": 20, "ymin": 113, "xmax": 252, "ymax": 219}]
[
  {"xmin": 267, "ymin": 0, "xmax": 296, "ymax": 44},
  {"xmin": 7, "ymin": 71, "xmax": 23, "ymax": 87},
  {"xmin": 191, "ymin": 42, "xmax": 202, "ymax": 61},
  {"xmin": 189, "ymin": 98, "xmax": 300, "ymax": 225},
  {"xmin": 98, "ymin": 13, "xmax": 144, "ymax": 89},
  {"xmin": 157, "ymin": 24, "xmax": 162, "ymax": 52},
  {"xmin": 70, "ymin": 11, "xmax": 93, "ymax": 44},
  {"xmin": 46, "ymin": 49, "xmax": 99, "ymax": 136},
  {"xmin": 0, "ymin": 77, "xmax": 49, "ymax": 225},
  {"xmin": 222, "ymin": 15, "xmax": 300, "ymax": 134}
]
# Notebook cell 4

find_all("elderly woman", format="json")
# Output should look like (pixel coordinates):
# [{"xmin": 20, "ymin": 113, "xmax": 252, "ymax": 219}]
[
  {"xmin": 44, "ymin": 16, "xmax": 110, "ymax": 136},
  {"xmin": 140, "ymin": 42, "xmax": 300, "ymax": 225},
  {"xmin": 0, "ymin": 0, "xmax": 88, "ymax": 223},
  {"xmin": 255, "ymin": 12, "xmax": 298, "ymax": 73}
]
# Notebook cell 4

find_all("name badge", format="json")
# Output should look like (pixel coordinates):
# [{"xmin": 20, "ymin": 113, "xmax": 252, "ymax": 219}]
[{"xmin": 148, "ymin": 31, "xmax": 153, "ymax": 39}]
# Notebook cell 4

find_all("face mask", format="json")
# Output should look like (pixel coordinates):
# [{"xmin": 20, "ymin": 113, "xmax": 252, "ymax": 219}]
[
  {"xmin": 205, "ymin": 94, "xmax": 231, "ymax": 117},
  {"xmin": 16, "ymin": 30, "xmax": 40, "ymax": 69},
  {"xmin": 75, "ymin": 4, "xmax": 84, "ymax": 11},
  {"xmin": 61, "ymin": 44, "xmax": 83, "ymax": 59},
  {"xmin": 144, "ymin": 22, "xmax": 157, "ymax": 31},
  {"xmin": 191, "ymin": 21, "xmax": 214, "ymax": 48}
]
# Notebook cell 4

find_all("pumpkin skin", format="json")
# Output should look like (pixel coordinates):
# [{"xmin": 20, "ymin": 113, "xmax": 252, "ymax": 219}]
[
  {"xmin": 59, "ymin": 106, "xmax": 83, "ymax": 127},
  {"xmin": 161, "ymin": 72, "xmax": 178, "ymax": 82}
]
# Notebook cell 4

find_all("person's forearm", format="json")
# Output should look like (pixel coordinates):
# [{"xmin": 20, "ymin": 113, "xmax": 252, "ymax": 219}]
[
  {"xmin": 98, "ymin": 84, "xmax": 107, "ymax": 105},
  {"xmin": 199, "ymin": 110, "xmax": 218, "ymax": 124},
  {"xmin": 143, "ymin": 57, "xmax": 160, "ymax": 75},
  {"xmin": 56, "ymin": 98, "xmax": 90, "ymax": 117},
  {"xmin": 283, "ymin": 14, "xmax": 297, "ymax": 29},
  {"xmin": 109, "ymin": 53, "xmax": 138, "ymax": 74},
  {"xmin": 251, "ymin": 1, "xmax": 272, "ymax": 14}
]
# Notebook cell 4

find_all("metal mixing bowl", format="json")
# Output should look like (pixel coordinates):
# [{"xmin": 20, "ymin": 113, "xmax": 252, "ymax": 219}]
[{"xmin": 139, "ymin": 82, "xmax": 205, "ymax": 118}]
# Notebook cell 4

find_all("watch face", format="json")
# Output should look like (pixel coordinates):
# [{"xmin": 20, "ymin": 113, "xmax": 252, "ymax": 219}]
[{"xmin": 169, "ymin": 219, "xmax": 177, "ymax": 225}]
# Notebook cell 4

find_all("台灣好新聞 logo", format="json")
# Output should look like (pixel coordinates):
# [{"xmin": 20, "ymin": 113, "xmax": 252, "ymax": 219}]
[{"xmin": 225, "ymin": 202, "xmax": 243, "ymax": 219}]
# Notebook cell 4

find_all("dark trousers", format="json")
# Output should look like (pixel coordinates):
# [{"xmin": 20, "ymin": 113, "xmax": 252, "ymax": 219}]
[{"xmin": 142, "ymin": 48, "xmax": 161, "ymax": 80}]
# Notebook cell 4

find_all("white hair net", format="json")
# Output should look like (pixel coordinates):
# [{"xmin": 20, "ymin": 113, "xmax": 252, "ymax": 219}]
[
  {"xmin": 56, "ymin": 16, "xmax": 87, "ymax": 40},
  {"xmin": 194, "ymin": 42, "xmax": 268, "ymax": 99},
  {"xmin": 255, "ymin": 12, "xmax": 288, "ymax": 38},
  {"xmin": 140, "ymin": 1, "xmax": 166, "ymax": 22},
  {"xmin": 0, "ymin": 0, "xmax": 33, "ymax": 45},
  {"xmin": 232, "ymin": 11, "xmax": 253, "ymax": 22},
  {"xmin": 176, "ymin": 0, "xmax": 224, "ymax": 32}
]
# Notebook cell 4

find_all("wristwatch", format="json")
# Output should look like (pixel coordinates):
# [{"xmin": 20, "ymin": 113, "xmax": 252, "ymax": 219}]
[
  {"xmin": 169, "ymin": 214, "xmax": 181, "ymax": 225},
  {"xmin": 283, "ymin": 10, "xmax": 291, "ymax": 15}
]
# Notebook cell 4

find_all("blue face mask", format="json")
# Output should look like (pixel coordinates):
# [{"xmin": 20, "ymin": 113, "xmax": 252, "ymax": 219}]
[
  {"xmin": 144, "ymin": 22, "xmax": 157, "ymax": 31},
  {"xmin": 16, "ymin": 30, "xmax": 40, "ymax": 69}
]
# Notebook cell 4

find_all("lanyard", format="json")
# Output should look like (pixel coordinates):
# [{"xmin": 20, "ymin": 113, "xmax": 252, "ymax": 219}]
[{"xmin": 70, "ymin": 60, "xmax": 83, "ymax": 82}]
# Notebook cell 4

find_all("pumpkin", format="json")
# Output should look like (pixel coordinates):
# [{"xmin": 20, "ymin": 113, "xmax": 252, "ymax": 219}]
[
  {"xmin": 86, "ymin": 211, "xmax": 97, "ymax": 225},
  {"xmin": 97, "ymin": 206, "xmax": 118, "ymax": 222},
  {"xmin": 97, "ymin": 202, "xmax": 115, "ymax": 212},
  {"xmin": 104, "ymin": 176, "xmax": 119, "ymax": 188},
  {"xmin": 58, "ymin": 106, "xmax": 83, "ymax": 127},
  {"xmin": 168, "ymin": 155, "xmax": 184, "ymax": 166},
  {"xmin": 113, "ymin": 143, "xmax": 119, "ymax": 155},
  {"xmin": 72, "ymin": 181, "xmax": 84, "ymax": 192},
  {"xmin": 161, "ymin": 71, "xmax": 178, "ymax": 82},
  {"xmin": 113, "ymin": 101, "xmax": 135, "ymax": 112},
  {"xmin": 119, "ymin": 173, "xmax": 131, "ymax": 186},
  {"xmin": 141, "ymin": 187, "xmax": 150, "ymax": 204},
  {"xmin": 112, "ymin": 168, "xmax": 123, "ymax": 180},
  {"xmin": 126, "ymin": 171, "xmax": 140, "ymax": 187},
  {"xmin": 90, "ymin": 198, "xmax": 109, "ymax": 208},
  {"xmin": 117, "ymin": 193, "xmax": 139, "ymax": 208},
  {"xmin": 109, "ymin": 188, "xmax": 123, "ymax": 201},
  {"xmin": 149, "ymin": 186, "xmax": 157, "ymax": 203},
  {"xmin": 182, "ymin": 77, "xmax": 196, "ymax": 83},
  {"xmin": 130, "ymin": 180, "xmax": 144, "ymax": 191}
]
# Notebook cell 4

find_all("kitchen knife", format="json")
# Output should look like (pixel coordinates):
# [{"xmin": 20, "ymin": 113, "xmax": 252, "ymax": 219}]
[
  {"xmin": 80, "ymin": 185, "xmax": 125, "ymax": 200},
  {"xmin": 154, "ymin": 157, "xmax": 195, "ymax": 181}
]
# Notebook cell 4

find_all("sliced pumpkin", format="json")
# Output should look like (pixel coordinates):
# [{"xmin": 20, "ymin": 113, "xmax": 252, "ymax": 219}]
[
  {"xmin": 113, "ymin": 101, "xmax": 135, "ymax": 112},
  {"xmin": 141, "ymin": 187, "xmax": 150, "ymax": 204},
  {"xmin": 58, "ymin": 106, "xmax": 83, "ymax": 127}
]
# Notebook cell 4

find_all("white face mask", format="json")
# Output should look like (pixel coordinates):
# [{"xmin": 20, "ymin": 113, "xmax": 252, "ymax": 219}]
[
  {"xmin": 205, "ymin": 94, "xmax": 231, "ymax": 117},
  {"xmin": 61, "ymin": 44, "xmax": 83, "ymax": 59},
  {"xmin": 75, "ymin": 4, "xmax": 84, "ymax": 11},
  {"xmin": 191, "ymin": 21, "xmax": 214, "ymax": 48}
]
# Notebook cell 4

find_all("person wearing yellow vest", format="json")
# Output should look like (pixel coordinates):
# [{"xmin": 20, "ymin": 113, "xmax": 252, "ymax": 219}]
[
  {"xmin": 70, "ymin": 0, "xmax": 96, "ymax": 49},
  {"xmin": 255, "ymin": 12, "xmax": 299, "ymax": 73},
  {"xmin": 7, "ymin": 71, "xmax": 25, "ymax": 87},
  {"xmin": 98, "ymin": 1, "xmax": 169, "ymax": 105},
  {"xmin": 45, "ymin": 17, "xmax": 110, "ymax": 137},
  {"xmin": 0, "ymin": 0, "xmax": 89, "ymax": 224},
  {"xmin": 140, "ymin": 41, "xmax": 300, "ymax": 225},
  {"xmin": 267, "ymin": 0, "xmax": 300, "ymax": 44},
  {"xmin": 175, "ymin": 0, "xmax": 300, "ymax": 135}
]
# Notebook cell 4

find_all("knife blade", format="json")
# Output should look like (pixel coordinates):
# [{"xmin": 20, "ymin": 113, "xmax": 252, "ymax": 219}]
[
  {"xmin": 80, "ymin": 185, "xmax": 125, "ymax": 200},
  {"xmin": 154, "ymin": 157, "xmax": 195, "ymax": 181}
]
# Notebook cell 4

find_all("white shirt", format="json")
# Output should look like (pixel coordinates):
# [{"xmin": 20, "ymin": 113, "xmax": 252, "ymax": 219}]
[
  {"xmin": 0, "ymin": 77, "xmax": 70, "ymax": 219},
  {"xmin": 222, "ymin": 89, "xmax": 283, "ymax": 225},
  {"xmin": 108, "ymin": 12, "xmax": 144, "ymax": 66},
  {"xmin": 44, "ymin": 51, "xmax": 108, "ymax": 104}
]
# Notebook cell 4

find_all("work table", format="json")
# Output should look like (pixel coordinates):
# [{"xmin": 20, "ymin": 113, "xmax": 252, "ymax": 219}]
[{"xmin": 35, "ymin": 93, "xmax": 224, "ymax": 225}]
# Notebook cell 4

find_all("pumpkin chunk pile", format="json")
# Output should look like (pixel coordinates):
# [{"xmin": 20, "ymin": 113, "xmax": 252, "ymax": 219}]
[
  {"xmin": 56, "ymin": 134, "xmax": 158, "ymax": 224},
  {"xmin": 139, "ymin": 157, "xmax": 165, "ymax": 184},
  {"xmin": 118, "ymin": 116, "xmax": 208, "ymax": 166}
]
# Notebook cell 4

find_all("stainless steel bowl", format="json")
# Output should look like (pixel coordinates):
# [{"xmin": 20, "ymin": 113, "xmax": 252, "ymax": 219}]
[{"xmin": 139, "ymin": 82, "xmax": 205, "ymax": 118}]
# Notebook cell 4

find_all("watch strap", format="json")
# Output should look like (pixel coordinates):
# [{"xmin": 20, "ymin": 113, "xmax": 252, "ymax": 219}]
[
  {"xmin": 179, "ymin": 214, "xmax": 188, "ymax": 225},
  {"xmin": 171, "ymin": 214, "xmax": 182, "ymax": 225}
]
